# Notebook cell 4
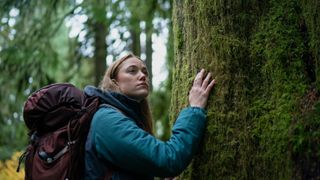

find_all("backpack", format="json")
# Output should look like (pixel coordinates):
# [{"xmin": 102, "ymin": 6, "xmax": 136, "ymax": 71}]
[{"xmin": 17, "ymin": 83, "xmax": 100, "ymax": 180}]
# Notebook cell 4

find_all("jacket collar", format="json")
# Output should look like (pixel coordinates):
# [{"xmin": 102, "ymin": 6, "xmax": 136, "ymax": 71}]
[{"xmin": 84, "ymin": 86, "xmax": 143, "ymax": 125}]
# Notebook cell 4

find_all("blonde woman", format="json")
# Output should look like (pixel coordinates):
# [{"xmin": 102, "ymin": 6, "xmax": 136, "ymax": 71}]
[{"xmin": 84, "ymin": 53, "xmax": 215, "ymax": 180}]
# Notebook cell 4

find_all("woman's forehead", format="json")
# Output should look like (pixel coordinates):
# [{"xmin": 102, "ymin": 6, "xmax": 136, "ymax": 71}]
[{"xmin": 120, "ymin": 57, "xmax": 146, "ymax": 68}]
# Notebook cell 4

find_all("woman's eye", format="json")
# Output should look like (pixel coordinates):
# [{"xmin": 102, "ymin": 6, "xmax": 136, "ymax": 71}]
[
  {"xmin": 127, "ymin": 68, "xmax": 137, "ymax": 74},
  {"xmin": 142, "ymin": 69, "xmax": 149, "ymax": 76},
  {"xmin": 126, "ymin": 67, "xmax": 148, "ymax": 76}
]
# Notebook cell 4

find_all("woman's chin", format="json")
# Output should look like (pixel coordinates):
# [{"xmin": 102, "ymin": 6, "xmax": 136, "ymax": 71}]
[
  {"xmin": 128, "ymin": 91, "xmax": 149, "ymax": 102},
  {"xmin": 138, "ymin": 92, "xmax": 149, "ymax": 100}
]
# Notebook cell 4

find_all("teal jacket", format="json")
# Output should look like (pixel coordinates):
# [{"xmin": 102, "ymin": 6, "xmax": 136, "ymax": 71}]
[{"xmin": 84, "ymin": 87, "xmax": 207, "ymax": 179}]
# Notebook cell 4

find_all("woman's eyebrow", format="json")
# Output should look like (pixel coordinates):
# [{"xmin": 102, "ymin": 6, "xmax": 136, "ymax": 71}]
[
  {"xmin": 126, "ymin": 64, "xmax": 146, "ymax": 69},
  {"xmin": 126, "ymin": 65, "xmax": 138, "ymax": 69}
]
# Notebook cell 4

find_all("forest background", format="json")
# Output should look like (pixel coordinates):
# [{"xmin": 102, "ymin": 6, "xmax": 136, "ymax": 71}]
[
  {"xmin": 0, "ymin": 0, "xmax": 173, "ymax": 179},
  {"xmin": 1, "ymin": 0, "xmax": 320, "ymax": 179}
]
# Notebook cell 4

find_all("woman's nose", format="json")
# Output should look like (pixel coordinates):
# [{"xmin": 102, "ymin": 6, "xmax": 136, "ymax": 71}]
[{"xmin": 138, "ymin": 71, "xmax": 146, "ymax": 80}]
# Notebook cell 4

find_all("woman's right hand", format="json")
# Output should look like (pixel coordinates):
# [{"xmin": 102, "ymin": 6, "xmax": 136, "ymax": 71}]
[{"xmin": 189, "ymin": 69, "xmax": 216, "ymax": 108}]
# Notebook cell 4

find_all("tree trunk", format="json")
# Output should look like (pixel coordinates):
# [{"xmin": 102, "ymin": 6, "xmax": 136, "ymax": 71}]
[
  {"xmin": 130, "ymin": 27, "xmax": 141, "ymax": 56},
  {"xmin": 93, "ymin": 21, "xmax": 107, "ymax": 86},
  {"xmin": 171, "ymin": 0, "xmax": 320, "ymax": 179},
  {"xmin": 145, "ymin": 15, "xmax": 153, "ymax": 91},
  {"xmin": 90, "ymin": 0, "xmax": 108, "ymax": 86}
]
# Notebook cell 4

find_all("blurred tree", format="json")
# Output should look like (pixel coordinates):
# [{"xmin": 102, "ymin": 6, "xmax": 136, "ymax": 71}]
[
  {"xmin": 144, "ymin": 0, "xmax": 157, "ymax": 92},
  {"xmin": 161, "ymin": 0, "xmax": 173, "ymax": 140},
  {"xmin": 89, "ymin": 0, "xmax": 108, "ymax": 86},
  {"xmin": 126, "ymin": 1, "xmax": 142, "ymax": 57},
  {"xmin": 82, "ymin": 0, "xmax": 123, "ymax": 86}
]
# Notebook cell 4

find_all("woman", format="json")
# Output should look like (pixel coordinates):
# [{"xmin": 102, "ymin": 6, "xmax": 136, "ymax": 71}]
[{"xmin": 84, "ymin": 53, "xmax": 216, "ymax": 180}]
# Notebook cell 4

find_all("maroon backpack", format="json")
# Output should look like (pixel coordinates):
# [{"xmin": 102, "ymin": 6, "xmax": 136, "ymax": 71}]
[{"xmin": 17, "ymin": 83, "xmax": 100, "ymax": 180}]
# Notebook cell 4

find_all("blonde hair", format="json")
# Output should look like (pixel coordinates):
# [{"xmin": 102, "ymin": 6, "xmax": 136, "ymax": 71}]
[{"xmin": 99, "ymin": 53, "xmax": 153, "ymax": 134}]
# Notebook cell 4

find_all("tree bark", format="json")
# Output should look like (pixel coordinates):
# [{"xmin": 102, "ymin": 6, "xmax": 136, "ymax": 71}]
[
  {"xmin": 171, "ymin": 0, "xmax": 320, "ymax": 179},
  {"xmin": 93, "ymin": 21, "xmax": 107, "ymax": 86},
  {"xmin": 145, "ymin": 0, "xmax": 160, "ymax": 92},
  {"xmin": 130, "ymin": 27, "xmax": 141, "ymax": 56},
  {"xmin": 145, "ymin": 15, "xmax": 153, "ymax": 91},
  {"xmin": 90, "ymin": 0, "xmax": 108, "ymax": 86}
]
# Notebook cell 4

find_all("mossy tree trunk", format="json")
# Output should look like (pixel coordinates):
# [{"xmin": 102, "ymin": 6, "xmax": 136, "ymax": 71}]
[{"xmin": 171, "ymin": 0, "xmax": 320, "ymax": 179}]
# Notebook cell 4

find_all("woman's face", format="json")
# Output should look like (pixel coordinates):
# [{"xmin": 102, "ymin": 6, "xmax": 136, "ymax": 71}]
[{"xmin": 115, "ymin": 57, "xmax": 149, "ymax": 101}]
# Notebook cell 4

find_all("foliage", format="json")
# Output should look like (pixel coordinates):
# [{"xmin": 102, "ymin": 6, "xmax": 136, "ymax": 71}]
[
  {"xmin": 0, "ymin": 152, "xmax": 24, "ymax": 180},
  {"xmin": 0, "ymin": 1, "xmax": 95, "ymax": 160},
  {"xmin": 0, "ymin": 1, "xmax": 66, "ymax": 159}
]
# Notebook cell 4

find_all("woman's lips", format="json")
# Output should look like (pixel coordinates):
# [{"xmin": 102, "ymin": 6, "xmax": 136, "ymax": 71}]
[{"xmin": 137, "ymin": 83, "xmax": 148, "ymax": 88}]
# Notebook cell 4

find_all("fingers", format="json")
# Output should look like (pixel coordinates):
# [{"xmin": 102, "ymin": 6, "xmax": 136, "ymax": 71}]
[
  {"xmin": 201, "ymin": 72, "xmax": 211, "ymax": 89},
  {"xmin": 193, "ymin": 69, "xmax": 214, "ymax": 91},
  {"xmin": 205, "ymin": 79, "xmax": 216, "ymax": 92},
  {"xmin": 193, "ymin": 69, "xmax": 205, "ymax": 86},
  {"xmin": 189, "ymin": 69, "xmax": 216, "ymax": 108}
]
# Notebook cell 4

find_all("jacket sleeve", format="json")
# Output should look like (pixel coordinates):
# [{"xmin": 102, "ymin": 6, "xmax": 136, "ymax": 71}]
[{"xmin": 91, "ymin": 106, "xmax": 207, "ymax": 177}]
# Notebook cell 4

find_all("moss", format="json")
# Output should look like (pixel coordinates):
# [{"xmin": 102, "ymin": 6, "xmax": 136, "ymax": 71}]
[
  {"xmin": 290, "ymin": 95, "xmax": 320, "ymax": 179},
  {"xmin": 249, "ymin": 0, "xmax": 320, "ymax": 177},
  {"xmin": 300, "ymin": 0, "xmax": 320, "ymax": 89},
  {"xmin": 171, "ymin": 0, "xmax": 319, "ymax": 179}
]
